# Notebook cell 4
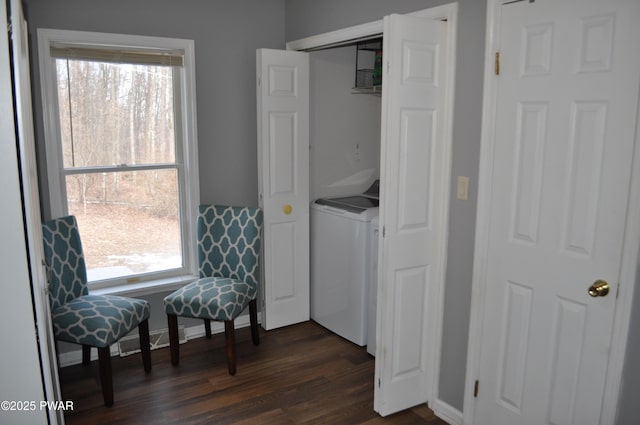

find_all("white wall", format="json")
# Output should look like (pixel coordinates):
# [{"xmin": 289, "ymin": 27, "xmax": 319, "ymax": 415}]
[
  {"xmin": 309, "ymin": 45, "xmax": 381, "ymax": 200},
  {"xmin": 0, "ymin": 2, "xmax": 47, "ymax": 422}
]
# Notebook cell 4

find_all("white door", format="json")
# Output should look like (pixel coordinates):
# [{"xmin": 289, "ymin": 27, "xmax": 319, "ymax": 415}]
[
  {"xmin": 0, "ymin": 2, "xmax": 48, "ymax": 425},
  {"xmin": 474, "ymin": 1, "xmax": 640, "ymax": 424},
  {"xmin": 374, "ymin": 14, "xmax": 448, "ymax": 416},
  {"xmin": 10, "ymin": 0, "xmax": 63, "ymax": 423},
  {"xmin": 256, "ymin": 49, "xmax": 310, "ymax": 330}
]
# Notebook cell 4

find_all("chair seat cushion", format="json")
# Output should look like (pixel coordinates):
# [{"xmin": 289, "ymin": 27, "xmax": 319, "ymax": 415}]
[
  {"xmin": 51, "ymin": 294, "xmax": 150, "ymax": 348},
  {"xmin": 163, "ymin": 277, "xmax": 256, "ymax": 322}
]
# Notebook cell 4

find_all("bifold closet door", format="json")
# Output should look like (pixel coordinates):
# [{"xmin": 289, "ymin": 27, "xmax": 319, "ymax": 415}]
[
  {"xmin": 374, "ymin": 13, "xmax": 448, "ymax": 417},
  {"xmin": 256, "ymin": 49, "xmax": 310, "ymax": 330}
]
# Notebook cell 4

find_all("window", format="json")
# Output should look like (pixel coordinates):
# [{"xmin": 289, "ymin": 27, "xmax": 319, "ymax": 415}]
[{"xmin": 38, "ymin": 30, "xmax": 200, "ymax": 289}]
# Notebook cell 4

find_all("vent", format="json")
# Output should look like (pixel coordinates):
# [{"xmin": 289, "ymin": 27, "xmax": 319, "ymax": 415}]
[{"xmin": 118, "ymin": 325, "xmax": 187, "ymax": 357}]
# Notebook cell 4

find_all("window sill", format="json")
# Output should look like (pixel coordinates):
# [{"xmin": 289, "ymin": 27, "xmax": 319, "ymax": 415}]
[{"xmin": 89, "ymin": 274, "xmax": 197, "ymax": 298}]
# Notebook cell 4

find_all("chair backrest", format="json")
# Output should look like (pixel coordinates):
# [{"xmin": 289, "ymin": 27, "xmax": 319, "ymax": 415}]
[
  {"xmin": 197, "ymin": 205, "xmax": 263, "ymax": 286},
  {"xmin": 42, "ymin": 215, "xmax": 88, "ymax": 311}
]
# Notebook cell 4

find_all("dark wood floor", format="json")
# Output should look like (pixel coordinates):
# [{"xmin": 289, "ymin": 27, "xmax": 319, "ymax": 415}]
[{"xmin": 59, "ymin": 321, "xmax": 449, "ymax": 425}]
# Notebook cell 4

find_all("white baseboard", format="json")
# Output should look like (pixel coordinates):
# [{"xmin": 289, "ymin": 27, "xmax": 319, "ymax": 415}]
[
  {"xmin": 184, "ymin": 314, "xmax": 254, "ymax": 340},
  {"xmin": 431, "ymin": 398, "xmax": 463, "ymax": 425},
  {"xmin": 57, "ymin": 344, "xmax": 119, "ymax": 367},
  {"xmin": 57, "ymin": 314, "xmax": 257, "ymax": 368}
]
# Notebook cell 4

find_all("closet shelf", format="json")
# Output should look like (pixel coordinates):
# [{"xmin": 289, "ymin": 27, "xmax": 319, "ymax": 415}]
[
  {"xmin": 354, "ymin": 38, "xmax": 383, "ymax": 96},
  {"xmin": 351, "ymin": 85, "xmax": 382, "ymax": 95}
]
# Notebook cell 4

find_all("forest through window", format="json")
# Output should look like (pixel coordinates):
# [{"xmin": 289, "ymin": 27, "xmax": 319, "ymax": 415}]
[{"xmin": 55, "ymin": 58, "xmax": 183, "ymax": 283}]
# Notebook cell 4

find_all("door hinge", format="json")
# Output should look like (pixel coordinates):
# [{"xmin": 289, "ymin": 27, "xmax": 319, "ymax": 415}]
[
  {"xmin": 378, "ymin": 378, "xmax": 381, "ymax": 388},
  {"xmin": 382, "ymin": 226, "xmax": 386, "ymax": 238},
  {"xmin": 257, "ymin": 77, "xmax": 261, "ymax": 87},
  {"xmin": 474, "ymin": 380, "xmax": 479, "ymax": 398},
  {"xmin": 495, "ymin": 52, "xmax": 500, "ymax": 75}
]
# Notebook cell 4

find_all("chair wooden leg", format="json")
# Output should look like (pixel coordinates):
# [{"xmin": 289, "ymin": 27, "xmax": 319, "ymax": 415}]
[
  {"xmin": 82, "ymin": 345, "xmax": 91, "ymax": 366},
  {"xmin": 224, "ymin": 320, "xmax": 236, "ymax": 376},
  {"xmin": 97, "ymin": 346, "xmax": 113, "ymax": 407},
  {"xmin": 168, "ymin": 314, "xmax": 180, "ymax": 366},
  {"xmin": 138, "ymin": 319, "xmax": 152, "ymax": 373},
  {"xmin": 249, "ymin": 299, "xmax": 260, "ymax": 346},
  {"xmin": 204, "ymin": 318, "xmax": 212, "ymax": 339}
]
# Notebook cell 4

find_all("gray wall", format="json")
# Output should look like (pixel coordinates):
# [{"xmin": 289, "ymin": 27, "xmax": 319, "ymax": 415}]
[
  {"xmin": 286, "ymin": 0, "xmax": 486, "ymax": 411},
  {"xmin": 288, "ymin": 1, "xmax": 640, "ymax": 422},
  {"xmin": 21, "ymin": 0, "xmax": 639, "ymax": 421},
  {"xmin": 24, "ymin": 0, "xmax": 286, "ymax": 214},
  {"xmin": 617, "ymin": 259, "xmax": 640, "ymax": 425},
  {"xmin": 23, "ymin": 0, "xmax": 285, "ymax": 351}
]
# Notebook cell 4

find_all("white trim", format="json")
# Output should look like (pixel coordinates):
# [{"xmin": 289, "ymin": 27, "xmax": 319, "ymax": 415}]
[
  {"xmin": 286, "ymin": 21, "xmax": 382, "ymax": 51},
  {"xmin": 1, "ymin": 3, "xmax": 49, "ymax": 423},
  {"xmin": 178, "ymin": 36, "xmax": 201, "ymax": 279},
  {"xmin": 37, "ymin": 28, "xmax": 200, "ymax": 287},
  {"xmin": 285, "ymin": 3, "xmax": 458, "ymax": 52},
  {"xmin": 463, "ymin": 1, "xmax": 501, "ymax": 422},
  {"xmin": 287, "ymin": 3, "xmax": 458, "ymax": 413},
  {"xmin": 38, "ymin": 30, "xmax": 66, "ymax": 216},
  {"xmin": 432, "ymin": 398, "xmax": 463, "ymax": 425},
  {"xmin": 602, "ymin": 69, "xmax": 640, "ymax": 425},
  {"xmin": 429, "ymin": 2, "xmax": 458, "ymax": 409},
  {"xmin": 12, "ymin": 4, "xmax": 64, "ymax": 423},
  {"xmin": 57, "ymin": 343, "xmax": 121, "ymax": 368},
  {"xmin": 57, "ymin": 314, "xmax": 257, "ymax": 368},
  {"xmin": 463, "ymin": 1, "xmax": 640, "ymax": 424},
  {"xmin": 89, "ymin": 274, "xmax": 197, "ymax": 298}
]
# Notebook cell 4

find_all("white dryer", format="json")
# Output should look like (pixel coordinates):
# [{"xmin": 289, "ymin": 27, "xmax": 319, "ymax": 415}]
[{"xmin": 310, "ymin": 181, "xmax": 379, "ymax": 346}]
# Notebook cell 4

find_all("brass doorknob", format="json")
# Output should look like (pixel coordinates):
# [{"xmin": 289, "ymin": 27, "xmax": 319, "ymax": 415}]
[{"xmin": 588, "ymin": 280, "xmax": 609, "ymax": 297}]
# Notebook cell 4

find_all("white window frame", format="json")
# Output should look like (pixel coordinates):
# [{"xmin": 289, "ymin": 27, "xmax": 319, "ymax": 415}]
[{"xmin": 37, "ymin": 29, "xmax": 200, "ymax": 292}]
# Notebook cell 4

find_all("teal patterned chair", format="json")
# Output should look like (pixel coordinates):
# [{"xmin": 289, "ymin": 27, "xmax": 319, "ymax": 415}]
[
  {"xmin": 41, "ymin": 215, "xmax": 151, "ymax": 407},
  {"xmin": 163, "ymin": 205, "xmax": 263, "ymax": 375}
]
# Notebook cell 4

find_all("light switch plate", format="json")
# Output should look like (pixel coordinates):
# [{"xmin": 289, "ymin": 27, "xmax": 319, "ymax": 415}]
[{"xmin": 457, "ymin": 176, "xmax": 469, "ymax": 200}]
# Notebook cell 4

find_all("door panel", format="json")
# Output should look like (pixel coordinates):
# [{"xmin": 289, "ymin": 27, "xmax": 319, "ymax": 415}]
[
  {"xmin": 10, "ymin": 0, "xmax": 63, "ymax": 423},
  {"xmin": 475, "ymin": 1, "xmax": 640, "ymax": 424},
  {"xmin": 256, "ymin": 49, "xmax": 310, "ymax": 330},
  {"xmin": 374, "ymin": 14, "xmax": 447, "ymax": 416}
]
